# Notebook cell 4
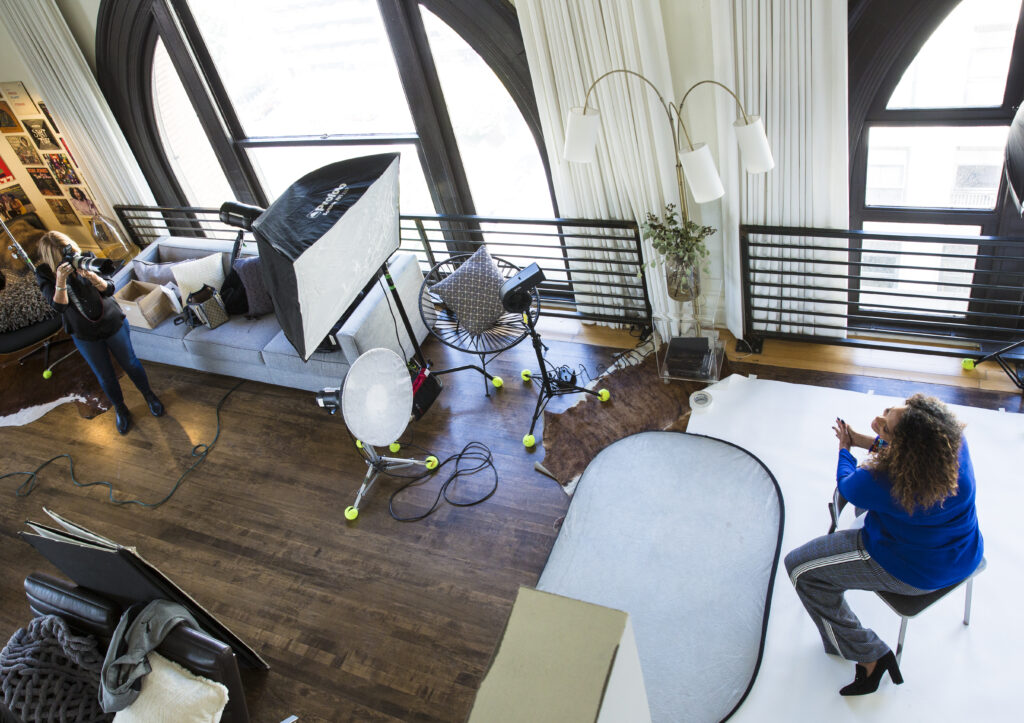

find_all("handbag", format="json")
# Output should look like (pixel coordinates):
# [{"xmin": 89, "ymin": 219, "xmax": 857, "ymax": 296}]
[{"xmin": 180, "ymin": 284, "xmax": 228, "ymax": 330}]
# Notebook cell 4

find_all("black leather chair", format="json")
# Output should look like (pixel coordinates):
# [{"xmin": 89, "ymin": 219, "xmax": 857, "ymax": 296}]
[{"xmin": 22, "ymin": 573, "xmax": 249, "ymax": 723}]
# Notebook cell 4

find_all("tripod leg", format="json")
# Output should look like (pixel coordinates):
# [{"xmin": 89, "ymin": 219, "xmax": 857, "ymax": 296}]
[{"xmin": 346, "ymin": 465, "xmax": 379, "ymax": 521}]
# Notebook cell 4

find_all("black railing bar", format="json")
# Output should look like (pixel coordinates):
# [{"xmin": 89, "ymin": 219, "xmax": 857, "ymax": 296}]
[
  {"xmin": 400, "ymin": 226, "xmax": 636, "ymax": 242},
  {"xmin": 750, "ymin": 254, "xmax": 994, "ymax": 273},
  {"xmin": 238, "ymin": 133, "xmax": 419, "ymax": 148},
  {"xmin": 746, "ymin": 330, "xmax": 983, "ymax": 359},
  {"xmin": 749, "ymin": 305, "xmax": 1018, "ymax": 335},
  {"xmin": 750, "ymin": 282, "xmax": 1023, "ymax": 307},
  {"xmin": 742, "ymin": 224, "xmax": 1024, "ymax": 246},
  {"xmin": 400, "ymin": 237, "xmax": 643, "ymax": 256},
  {"xmin": 750, "ymin": 317, "xmax": 983, "ymax": 343},
  {"xmin": 747, "ymin": 245, "xmax": 1013, "ymax": 263},
  {"xmin": 749, "ymin": 269, "xmax": 1022, "ymax": 293},
  {"xmin": 849, "ymin": 301, "xmax": 1024, "ymax": 321}
]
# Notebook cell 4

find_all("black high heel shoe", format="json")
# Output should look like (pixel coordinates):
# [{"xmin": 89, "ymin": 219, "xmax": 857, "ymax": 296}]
[
  {"xmin": 114, "ymin": 404, "xmax": 132, "ymax": 435},
  {"xmin": 840, "ymin": 651, "xmax": 903, "ymax": 696}
]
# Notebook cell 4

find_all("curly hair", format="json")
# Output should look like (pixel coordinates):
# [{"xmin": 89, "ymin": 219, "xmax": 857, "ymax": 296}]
[{"xmin": 867, "ymin": 394, "xmax": 965, "ymax": 514}]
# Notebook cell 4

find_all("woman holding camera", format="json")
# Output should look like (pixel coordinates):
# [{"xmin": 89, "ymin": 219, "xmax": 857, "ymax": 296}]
[
  {"xmin": 35, "ymin": 231, "xmax": 163, "ymax": 434},
  {"xmin": 784, "ymin": 394, "xmax": 983, "ymax": 696}
]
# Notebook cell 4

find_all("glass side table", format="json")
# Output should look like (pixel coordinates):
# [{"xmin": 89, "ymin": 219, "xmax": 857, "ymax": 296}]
[{"xmin": 659, "ymin": 329, "xmax": 725, "ymax": 383}]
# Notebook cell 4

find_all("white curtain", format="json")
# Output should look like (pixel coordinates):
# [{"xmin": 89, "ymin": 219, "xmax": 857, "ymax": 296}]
[
  {"xmin": 0, "ymin": 0, "xmax": 156, "ymax": 224},
  {"xmin": 711, "ymin": 0, "xmax": 850, "ymax": 339},
  {"xmin": 518, "ymin": 0, "xmax": 689, "ymax": 339}
]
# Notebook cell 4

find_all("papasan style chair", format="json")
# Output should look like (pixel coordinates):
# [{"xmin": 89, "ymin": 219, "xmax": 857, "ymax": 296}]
[{"xmin": 418, "ymin": 246, "xmax": 539, "ymax": 397}]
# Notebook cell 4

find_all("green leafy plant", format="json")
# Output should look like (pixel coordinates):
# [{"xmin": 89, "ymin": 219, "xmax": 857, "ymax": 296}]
[{"xmin": 641, "ymin": 203, "xmax": 715, "ymax": 271}]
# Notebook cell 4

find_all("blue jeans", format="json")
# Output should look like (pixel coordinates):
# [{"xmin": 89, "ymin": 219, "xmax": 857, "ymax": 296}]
[{"xmin": 73, "ymin": 318, "xmax": 153, "ymax": 408}]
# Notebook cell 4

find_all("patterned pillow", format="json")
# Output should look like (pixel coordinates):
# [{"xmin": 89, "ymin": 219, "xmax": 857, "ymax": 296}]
[
  {"xmin": 171, "ymin": 253, "xmax": 226, "ymax": 301},
  {"xmin": 429, "ymin": 246, "xmax": 506, "ymax": 336},
  {"xmin": 232, "ymin": 256, "xmax": 274, "ymax": 318},
  {"xmin": 0, "ymin": 274, "xmax": 55, "ymax": 332}
]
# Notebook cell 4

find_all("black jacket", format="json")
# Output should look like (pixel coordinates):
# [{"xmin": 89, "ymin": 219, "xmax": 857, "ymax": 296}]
[{"xmin": 36, "ymin": 263, "xmax": 124, "ymax": 341}]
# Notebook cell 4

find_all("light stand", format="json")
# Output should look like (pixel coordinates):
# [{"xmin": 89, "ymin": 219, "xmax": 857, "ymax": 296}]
[{"xmin": 503, "ymin": 264, "xmax": 610, "ymax": 448}]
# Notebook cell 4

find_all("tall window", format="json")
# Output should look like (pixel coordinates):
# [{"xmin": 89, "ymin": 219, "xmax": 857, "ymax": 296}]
[
  {"xmin": 850, "ymin": 0, "xmax": 1024, "ymax": 340},
  {"xmin": 99, "ymin": 0, "xmax": 554, "ymax": 220}
]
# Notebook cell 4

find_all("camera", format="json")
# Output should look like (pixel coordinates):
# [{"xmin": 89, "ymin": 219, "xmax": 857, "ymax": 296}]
[
  {"xmin": 62, "ymin": 244, "xmax": 115, "ymax": 275},
  {"xmin": 316, "ymin": 387, "xmax": 342, "ymax": 413},
  {"xmin": 499, "ymin": 262, "xmax": 545, "ymax": 313}
]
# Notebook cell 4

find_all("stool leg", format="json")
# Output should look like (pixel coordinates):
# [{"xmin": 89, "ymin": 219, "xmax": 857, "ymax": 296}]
[
  {"xmin": 895, "ymin": 617, "xmax": 908, "ymax": 665},
  {"xmin": 964, "ymin": 577, "xmax": 974, "ymax": 626}
]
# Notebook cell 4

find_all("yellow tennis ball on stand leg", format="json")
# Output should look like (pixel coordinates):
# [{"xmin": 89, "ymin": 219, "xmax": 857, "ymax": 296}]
[
  {"xmin": 523, "ymin": 434, "xmax": 536, "ymax": 448},
  {"xmin": 389, "ymin": 442, "xmax": 401, "ymax": 453},
  {"xmin": 962, "ymin": 359, "xmax": 975, "ymax": 371},
  {"xmin": 42, "ymin": 370, "xmax": 53, "ymax": 379},
  {"xmin": 344, "ymin": 506, "xmax": 359, "ymax": 521}
]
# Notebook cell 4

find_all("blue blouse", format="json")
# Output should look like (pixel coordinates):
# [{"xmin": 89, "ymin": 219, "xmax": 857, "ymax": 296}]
[{"xmin": 836, "ymin": 438, "xmax": 983, "ymax": 590}]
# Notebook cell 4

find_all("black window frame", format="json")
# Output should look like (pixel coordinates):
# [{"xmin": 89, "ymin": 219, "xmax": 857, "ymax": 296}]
[
  {"xmin": 96, "ymin": 0, "xmax": 558, "ymax": 221},
  {"xmin": 848, "ymin": 0, "xmax": 1024, "ymax": 340}
]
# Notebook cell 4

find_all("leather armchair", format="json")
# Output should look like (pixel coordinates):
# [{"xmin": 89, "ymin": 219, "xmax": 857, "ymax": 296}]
[{"xmin": 22, "ymin": 573, "xmax": 249, "ymax": 723}]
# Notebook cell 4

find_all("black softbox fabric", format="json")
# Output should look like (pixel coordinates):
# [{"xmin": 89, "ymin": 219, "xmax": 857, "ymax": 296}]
[{"xmin": 251, "ymin": 153, "xmax": 401, "ymax": 360}]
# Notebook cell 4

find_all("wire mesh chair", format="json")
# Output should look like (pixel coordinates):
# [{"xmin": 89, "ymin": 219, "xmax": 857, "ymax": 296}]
[{"xmin": 419, "ymin": 253, "xmax": 540, "ymax": 396}]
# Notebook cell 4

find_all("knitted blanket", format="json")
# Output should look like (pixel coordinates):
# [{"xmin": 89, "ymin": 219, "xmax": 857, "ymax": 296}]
[{"xmin": 0, "ymin": 615, "xmax": 112, "ymax": 723}]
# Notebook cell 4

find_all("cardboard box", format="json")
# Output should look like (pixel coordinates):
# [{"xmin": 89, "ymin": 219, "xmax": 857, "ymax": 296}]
[
  {"xmin": 469, "ymin": 587, "xmax": 650, "ymax": 723},
  {"xmin": 115, "ymin": 280, "xmax": 176, "ymax": 329}
]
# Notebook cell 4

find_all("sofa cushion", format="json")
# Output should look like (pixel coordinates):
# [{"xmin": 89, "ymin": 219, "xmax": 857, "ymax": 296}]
[
  {"xmin": 126, "ymin": 312, "xmax": 191, "ymax": 358},
  {"xmin": 173, "ymin": 253, "xmax": 226, "ymax": 300},
  {"xmin": 262, "ymin": 330, "xmax": 348, "ymax": 380},
  {"xmin": 183, "ymin": 315, "xmax": 282, "ymax": 365}
]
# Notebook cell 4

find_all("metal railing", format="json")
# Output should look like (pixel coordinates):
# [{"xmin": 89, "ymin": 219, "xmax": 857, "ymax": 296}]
[
  {"xmin": 739, "ymin": 224, "xmax": 1024, "ymax": 357},
  {"xmin": 114, "ymin": 205, "xmax": 652, "ymax": 328}
]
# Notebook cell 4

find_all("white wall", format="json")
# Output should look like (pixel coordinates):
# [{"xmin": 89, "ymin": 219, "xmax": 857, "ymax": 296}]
[{"xmin": 56, "ymin": 0, "xmax": 102, "ymax": 74}]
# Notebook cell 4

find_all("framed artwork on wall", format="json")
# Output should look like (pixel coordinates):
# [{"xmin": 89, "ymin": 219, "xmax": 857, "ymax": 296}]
[
  {"xmin": 0, "ymin": 101, "xmax": 21, "ymax": 133},
  {"xmin": 27, "ymin": 167, "xmax": 61, "ymax": 196},
  {"xmin": 23, "ymin": 119, "xmax": 60, "ymax": 150},
  {"xmin": 0, "ymin": 184, "xmax": 35, "ymax": 221},
  {"xmin": 44, "ymin": 153, "xmax": 80, "ymax": 185},
  {"xmin": 0, "ymin": 82, "xmax": 38, "ymax": 115},
  {"xmin": 38, "ymin": 102, "xmax": 59, "ymax": 134},
  {"xmin": 0, "ymin": 155, "xmax": 13, "ymax": 184},
  {"xmin": 46, "ymin": 198, "xmax": 81, "ymax": 226},
  {"xmin": 6, "ymin": 135, "xmax": 41, "ymax": 165},
  {"xmin": 67, "ymin": 186, "xmax": 99, "ymax": 216}
]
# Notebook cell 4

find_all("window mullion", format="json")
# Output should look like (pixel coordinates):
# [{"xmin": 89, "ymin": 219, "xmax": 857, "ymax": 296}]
[
  {"xmin": 376, "ymin": 0, "xmax": 476, "ymax": 218},
  {"xmin": 157, "ymin": 0, "xmax": 267, "ymax": 206}
]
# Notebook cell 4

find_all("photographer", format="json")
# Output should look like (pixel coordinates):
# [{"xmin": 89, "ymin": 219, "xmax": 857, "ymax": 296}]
[{"xmin": 35, "ymin": 231, "xmax": 164, "ymax": 434}]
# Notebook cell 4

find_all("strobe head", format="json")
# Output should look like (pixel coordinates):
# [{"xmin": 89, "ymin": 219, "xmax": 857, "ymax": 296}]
[
  {"xmin": 61, "ymin": 244, "xmax": 115, "ymax": 275},
  {"xmin": 219, "ymin": 201, "xmax": 264, "ymax": 231},
  {"xmin": 315, "ymin": 386, "xmax": 342, "ymax": 413},
  {"xmin": 500, "ymin": 262, "xmax": 545, "ymax": 313}
]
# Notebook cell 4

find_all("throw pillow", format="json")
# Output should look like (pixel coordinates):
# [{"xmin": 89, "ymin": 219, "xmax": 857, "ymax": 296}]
[
  {"xmin": 220, "ymin": 268, "xmax": 249, "ymax": 315},
  {"xmin": 0, "ymin": 274, "xmax": 56, "ymax": 333},
  {"xmin": 112, "ymin": 652, "xmax": 228, "ymax": 723},
  {"xmin": 133, "ymin": 258, "xmax": 186, "ymax": 287},
  {"xmin": 429, "ymin": 246, "xmax": 506, "ymax": 336},
  {"xmin": 171, "ymin": 253, "xmax": 226, "ymax": 302},
  {"xmin": 232, "ymin": 256, "xmax": 274, "ymax": 318}
]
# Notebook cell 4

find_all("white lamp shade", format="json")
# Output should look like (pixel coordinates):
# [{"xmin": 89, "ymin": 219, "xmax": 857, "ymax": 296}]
[
  {"xmin": 734, "ymin": 116, "xmax": 774, "ymax": 173},
  {"xmin": 564, "ymin": 107, "xmax": 601, "ymax": 163},
  {"xmin": 678, "ymin": 143, "xmax": 725, "ymax": 203}
]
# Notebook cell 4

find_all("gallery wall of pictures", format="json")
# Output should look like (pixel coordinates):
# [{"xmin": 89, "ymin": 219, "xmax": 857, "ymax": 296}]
[{"xmin": 0, "ymin": 80, "xmax": 103, "ymax": 257}]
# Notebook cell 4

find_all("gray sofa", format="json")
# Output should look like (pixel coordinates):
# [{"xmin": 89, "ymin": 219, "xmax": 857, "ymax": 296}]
[{"xmin": 111, "ymin": 237, "xmax": 428, "ymax": 392}]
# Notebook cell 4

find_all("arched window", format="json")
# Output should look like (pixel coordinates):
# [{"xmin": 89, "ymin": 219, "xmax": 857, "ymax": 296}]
[
  {"xmin": 849, "ymin": 0, "xmax": 1024, "ymax": 340},
  {"xmin": 97, "ymin": 0, "xmax": 556, "ymax": 220}
]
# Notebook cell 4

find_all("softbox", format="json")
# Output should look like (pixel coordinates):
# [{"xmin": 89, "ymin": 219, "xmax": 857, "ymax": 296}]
[{"xmin": 251, "ymin": 153, "xmax": 401, "ymax": 360}]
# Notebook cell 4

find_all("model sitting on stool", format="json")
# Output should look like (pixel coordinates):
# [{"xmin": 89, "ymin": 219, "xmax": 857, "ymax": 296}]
[
  {"xmin": 34, "ymin": 231, "xmax": 164, "ymax": 434},
  {"xmin": 785, "ymin": 394, "xmax": 983, "ymax": 695}
]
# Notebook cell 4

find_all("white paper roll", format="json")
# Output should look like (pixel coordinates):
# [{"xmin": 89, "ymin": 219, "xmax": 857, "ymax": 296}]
[{"xmin": 689, "ymin": 390, "xmax": 713, "ymax": 410}]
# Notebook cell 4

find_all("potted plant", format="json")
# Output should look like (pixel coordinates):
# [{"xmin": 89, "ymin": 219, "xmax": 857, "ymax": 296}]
[{"xmin": 641, "ymin": 203, "xmax": 716, "ymax": 302}]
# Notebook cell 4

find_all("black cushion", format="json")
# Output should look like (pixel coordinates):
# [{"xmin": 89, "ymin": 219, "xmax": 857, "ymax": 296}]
[
  {"xmin": 220, "ymin": 267, "xmax": 249, "ymax": 315},
  {"xmin": 876, "ymin": 558, "xmax": 986, "ymax": 617}
]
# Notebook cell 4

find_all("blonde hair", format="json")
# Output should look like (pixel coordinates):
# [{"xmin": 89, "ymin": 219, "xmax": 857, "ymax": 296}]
[{"xmin": 37, "ymin": 231, "xmax": 80, "ymax": 273}]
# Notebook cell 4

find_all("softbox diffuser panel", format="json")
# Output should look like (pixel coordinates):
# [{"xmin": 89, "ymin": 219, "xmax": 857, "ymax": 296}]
[{"xmin": 251, "ymin": 153, "xmax": 401, "ymax": 360}]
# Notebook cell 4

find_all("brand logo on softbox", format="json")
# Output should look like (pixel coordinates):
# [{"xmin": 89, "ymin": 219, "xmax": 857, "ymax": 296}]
[{"xmin": 307, "ymin": 183, "xmax": 349, "ymax": 219}]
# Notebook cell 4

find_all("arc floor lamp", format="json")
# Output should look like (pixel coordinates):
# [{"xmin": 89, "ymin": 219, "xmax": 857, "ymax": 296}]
[{"xmin": 563, "ymin": 69, "xmax": 774, "ymax": 333}]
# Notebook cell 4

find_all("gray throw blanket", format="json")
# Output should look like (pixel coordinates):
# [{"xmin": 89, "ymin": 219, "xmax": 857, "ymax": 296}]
[
  {"xmin": 0, "ymin": 614, "xmax": 111, "ymax": 723},
  {"xmin": 99, "ymin": 600, "xmax": 199, "ymax": 713}
]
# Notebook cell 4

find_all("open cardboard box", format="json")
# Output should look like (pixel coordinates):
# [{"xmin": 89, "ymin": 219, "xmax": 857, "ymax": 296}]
[
  {"xmin": 469, "ymin": 587, "xmax": 650, "ymax": 723},
  {"xmin": 114, "ymin": 279, "xmax": 176, "ymax": 329}
]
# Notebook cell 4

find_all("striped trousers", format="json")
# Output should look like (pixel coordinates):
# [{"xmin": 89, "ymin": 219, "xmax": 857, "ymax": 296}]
[{"xmin": 784, "ymin": 529, "xmax": 932, "ymax": 662}]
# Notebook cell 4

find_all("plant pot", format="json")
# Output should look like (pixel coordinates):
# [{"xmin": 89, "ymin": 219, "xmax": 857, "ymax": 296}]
[{"xmin": 665, "ymin": 256, "xmax": 700, "ymax": 302}]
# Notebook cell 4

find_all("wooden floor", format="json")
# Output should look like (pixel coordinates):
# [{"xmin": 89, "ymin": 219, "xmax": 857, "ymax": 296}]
[{"xmin": 0, "ymin": 328, "xmax": 1020, "ymax": 722}]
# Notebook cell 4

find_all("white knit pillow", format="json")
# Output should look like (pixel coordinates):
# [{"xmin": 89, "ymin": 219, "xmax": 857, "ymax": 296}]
[
  {"xmin": 112, "ymin": 652, "xmax": 228, "ymax": 723},
  {"xmin": 171, "ymin": 253, "xmax": 226, "ymax": 301}
]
